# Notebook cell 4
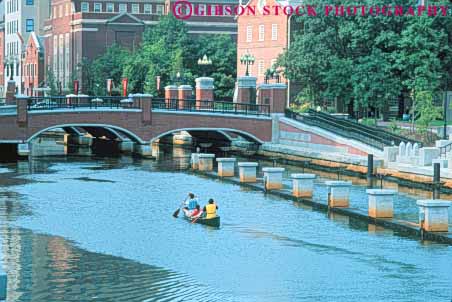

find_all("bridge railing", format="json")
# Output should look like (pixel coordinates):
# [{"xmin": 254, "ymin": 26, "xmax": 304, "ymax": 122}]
[
  {"xmin": 307, "ymin": 109, "xmax": 421, "ymax": 147},
  {"xmin": 0, "ymin": 103, "xmax": 17, "ymax": 115},
  {"xmin": 26, "ymin": 96, "xmax": 141, "ymax": 111},
  {"xmin": 152, "ymin": 98, "xmax": 270, "ymax": 116},
  {"xmin": 286, "ymin": 109, "xmax": 389, "ymax": 150}
]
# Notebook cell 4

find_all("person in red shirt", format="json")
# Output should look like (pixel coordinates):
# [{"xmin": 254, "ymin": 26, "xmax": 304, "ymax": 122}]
[{"xmin": 191, "ymin": 205, "xmax": 202, "ymax": 218}]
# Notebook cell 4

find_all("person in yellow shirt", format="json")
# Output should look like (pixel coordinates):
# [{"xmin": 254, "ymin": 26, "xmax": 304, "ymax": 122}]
[{"xmin": 203, "ymin": 199, "xmax": 218, "ymax": 219}]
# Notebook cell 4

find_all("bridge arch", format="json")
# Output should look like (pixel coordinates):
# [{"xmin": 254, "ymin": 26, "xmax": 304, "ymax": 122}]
[
  {"xmin": 27, "ymin": 124, "xmax": 147, "ymax": 144},
  {"xmin": 150, "ymin": 127, "xmax": 265, "ymax": 145}
]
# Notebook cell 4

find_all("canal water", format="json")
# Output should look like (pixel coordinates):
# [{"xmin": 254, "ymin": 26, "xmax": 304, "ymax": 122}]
[{"xmin": 0, "ymin": 141, "xmax": 451, "ymax": 301}]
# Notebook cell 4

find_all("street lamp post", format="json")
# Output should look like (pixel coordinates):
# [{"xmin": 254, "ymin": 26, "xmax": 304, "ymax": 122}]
[
  {"xmin": 443, "ymin": 77, "xmax": 449, "ymax": 140},
  {"xmin": 197, "ymin": 54, "xmax": 212, "ymax": 77},
  {"xmin": 5, "ymin": 56, "xmax": 15, "ymax": 81},
  {"xmin": 171, "ymin": 71, "xmax": 185, "ymax": 86},
  {"xmin": 240, "ymin": 52, "xmax": 255, "ymax": 76}
]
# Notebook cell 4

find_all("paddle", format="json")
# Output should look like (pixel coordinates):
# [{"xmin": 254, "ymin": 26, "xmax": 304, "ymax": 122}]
[
  {"xmin": 191, "ymin": 214, "xmax": 202, "ymax": 224},
  {"xmin": 173, "ymin": 198, "xmax": 187, "ymax": 218}
]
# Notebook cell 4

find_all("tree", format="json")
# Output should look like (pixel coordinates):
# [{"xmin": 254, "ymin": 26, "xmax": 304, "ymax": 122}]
[
  {"xmin": 80, "ymin": 44, "xmax": 130, "ymax": 95},
  {"xmin": 123, "ymin": 15, "xmax": 196, "ymax": 95},
  {"xmin": 45, "ymin": 68, "xmax": 58, "ymax": 96},
  {"xmin": 195, "ymin": 35, "xmax": 237, "ymax": 99},
  {"xmin": 415, "ymin": 90, "xmax": 441, "ymax": 140},
  {"xmin": 278, "ymin": 0, "xmax": 452, "ymax": 120},
  {"xmin": 78, "ymin": 15, "xmax": 237, "ymax": 98}
]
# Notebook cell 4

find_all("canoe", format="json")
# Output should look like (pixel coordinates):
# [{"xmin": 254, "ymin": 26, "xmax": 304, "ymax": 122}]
[{"xmin": 183, "ymin": 212, "xmax": 220, "ymax": 228}]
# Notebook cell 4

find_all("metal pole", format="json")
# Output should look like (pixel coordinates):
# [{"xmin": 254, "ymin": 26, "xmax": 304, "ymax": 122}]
[
  {"xmin": 367, "ymin": 154, "xmax": 374, "ymax": 187},
  {"xmin": 443, "ymin": 90, "xmax": 448, "ymax": 140},
  {"xmin": 433, "ymin": 162, "xmax": 441, "ymax": 199}
]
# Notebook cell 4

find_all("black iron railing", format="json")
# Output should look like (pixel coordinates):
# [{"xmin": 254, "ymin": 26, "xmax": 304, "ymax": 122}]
[
  {"xmin": 26, "ymin": 96, "xmax": 141, "ymax": 111},
  {"xmin": 152, "ymin": 98, "xmax": 270, "ymax": 116},
  {"xmin": 307, "ymin": 109, "xmax": 420, "ymax": 147},
  {"xmin": 285, "ymin": 109, "xmax": 420, "ymax": 150},
  {"xmin": 24, "ymin": 96, "xmax": 270, "ymax": 117},
  {"xmin": 439, "ymin": 142, "xmax": 452, "ymax": 158}
]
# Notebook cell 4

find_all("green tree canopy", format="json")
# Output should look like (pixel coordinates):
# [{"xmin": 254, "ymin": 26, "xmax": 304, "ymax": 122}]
[
  {"xmin": 278, "ymin": 0, "xmax": 452, "ymax": 118},
  {"xmin": 82, "ymin": 15, "xmax": 236, "ymax": 98}
]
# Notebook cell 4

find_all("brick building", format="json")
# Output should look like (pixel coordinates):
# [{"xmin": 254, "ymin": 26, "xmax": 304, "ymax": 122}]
[
  {"xmin": 3, "ymin": 0, "xmax": 50, "ymax": 94},
  {"xmin": 44, "ymin": 0, "xmax": 238, "ymax": 93},
  {"xmin": 237, "ymin": 0, "xmax": 301, "ymax": 101},
  {"xmin": 22, "ymin": 32, "xmax": 45, "ymax": 96}
]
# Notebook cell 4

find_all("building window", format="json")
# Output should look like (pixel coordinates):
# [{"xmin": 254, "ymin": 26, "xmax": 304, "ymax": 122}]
[
  {"xmin": 119, "ymin": 3, "xmax": 127, "ymax": 12},
  {"xmin": 26, "ymin": 19, "xmax": 34, "ymax": 32},
  {"xmin": 81, "ymin": 2, "xmax": 89, "ymax": 12},
  {"xmin": 132, "ymin": 3, "xmax": 139, "ymax": 13},
  {"xmin": 258, "ymin": 60, "xmax": 265, "ymax": 76},
  {"xmin": 59, "ymin": 4, "xmax": 63, "ymax": 17},
  {"xmin": 106, "ymin": 3, "xmax": 114, "ymax": 12},
  {"xmin": 246, "ymin": 25, "xmax": 252, "ymax": 42},
  {"xmin": 156, "ymin": 5, "xmax": 164, "ymax": 15},
  {"xmin": 65, "ymin": 33, "xmax": 70, "ymax": 87},
  {"xmin": 94, "ymin": 2, "xmax": 102, "ymax": 12},
  {"xmin": 258, "ymin": 24, "xmax": 264, "ymax": 41},
  {"xmin": 53, "ymin": 35, "xmax": 58, "ymax": 75},
  {"xmin": 59, "ymin": 35, "xmax": 64, "ymax": 86},
  {"xmin": 26, "ymin": 0, "xmax": 33, "ymax": 5},
  {"xmin": 144, "ymin": 4, "xmax": 151, "ymax": 14},
  {"xmin": 271, "ymin": 24, "xmax": 278, "ymax": 41}
]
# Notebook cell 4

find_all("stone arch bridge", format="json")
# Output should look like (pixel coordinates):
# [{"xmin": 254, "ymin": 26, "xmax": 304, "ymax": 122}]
[{"xmin": 0, "ymin": 95, "xmax": 275, "ymax": 157}]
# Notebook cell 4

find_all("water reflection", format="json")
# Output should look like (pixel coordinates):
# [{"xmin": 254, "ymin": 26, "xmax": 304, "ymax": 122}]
[
  {"xmin": 0, "ymin": 192, "xmax": 33, "ymax": 222},
  {"xmin": 368, "ymin": 224, "xmax": 394, "ymax": 236},
  {"xmin": 0, "ymin": 143, "xmax": 451, "ymax": 301},
  {"xmin": 1, "ymin": 227, "xmax": 225, "ymax": 302},
  {"xmin": 327, "ymin": 211, "xmax": 350, "ymax": 226}
]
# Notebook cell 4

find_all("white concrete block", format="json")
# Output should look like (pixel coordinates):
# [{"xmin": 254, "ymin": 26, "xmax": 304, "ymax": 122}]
[
  {"xmin": 238, "ymin": 162, "xmax": 258, "ymax": 182},
  {"xmin": 366, "ymin": 189, "xmax": 396, "ymax": 218},
  {"xmin": 325, "ymin": 181, "xmax": 352, "ymax": 208},
  {"xmin": 291, "ymin": 173, "xmax": 316, "ymax": 197},
  {"xmin": 263, "ymin": 167, "xmax": 285, "ymax": 190},
  {"xmin": 216, "ymin": 157, "xmax": 236, "ymax": 177},
  {"xmin": 417, "ymin": 199, "xmax": 450, "ymax": 232},
  {"xmin": 419, "ymin": 147, "xmax": 440, "ymax": 166}
]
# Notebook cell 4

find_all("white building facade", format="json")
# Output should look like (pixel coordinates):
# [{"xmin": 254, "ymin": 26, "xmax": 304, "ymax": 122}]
[{"xmin": 3, "ymin": 0, "xmax": 49, "ymax": 93}]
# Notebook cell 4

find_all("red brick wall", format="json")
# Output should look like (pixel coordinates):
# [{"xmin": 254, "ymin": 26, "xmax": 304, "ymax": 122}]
[
  {"xmin": 23, "ymin": 37, "xmax": 45, "ymax": 96},
  {"xmin": 165, "ymin": 87, "xmax": 178, "ymax": 99},
  {"xmin": 45, "ymin": 0, "xmax": 74, "ymax": 90},
  {"xmin": 196, "ymin": 88, "xmax": 214, "ymax": 102},
  {"xmin": 0, "ymin": 110, "xmax": 272, "ymax": 143},
  {"xmin": 280, "ymin": 121, "xmax": 368, "ymax": 156},
  {"xmin": 237, "ymin": 0, "xmax": 287, "ymax": 83}
]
